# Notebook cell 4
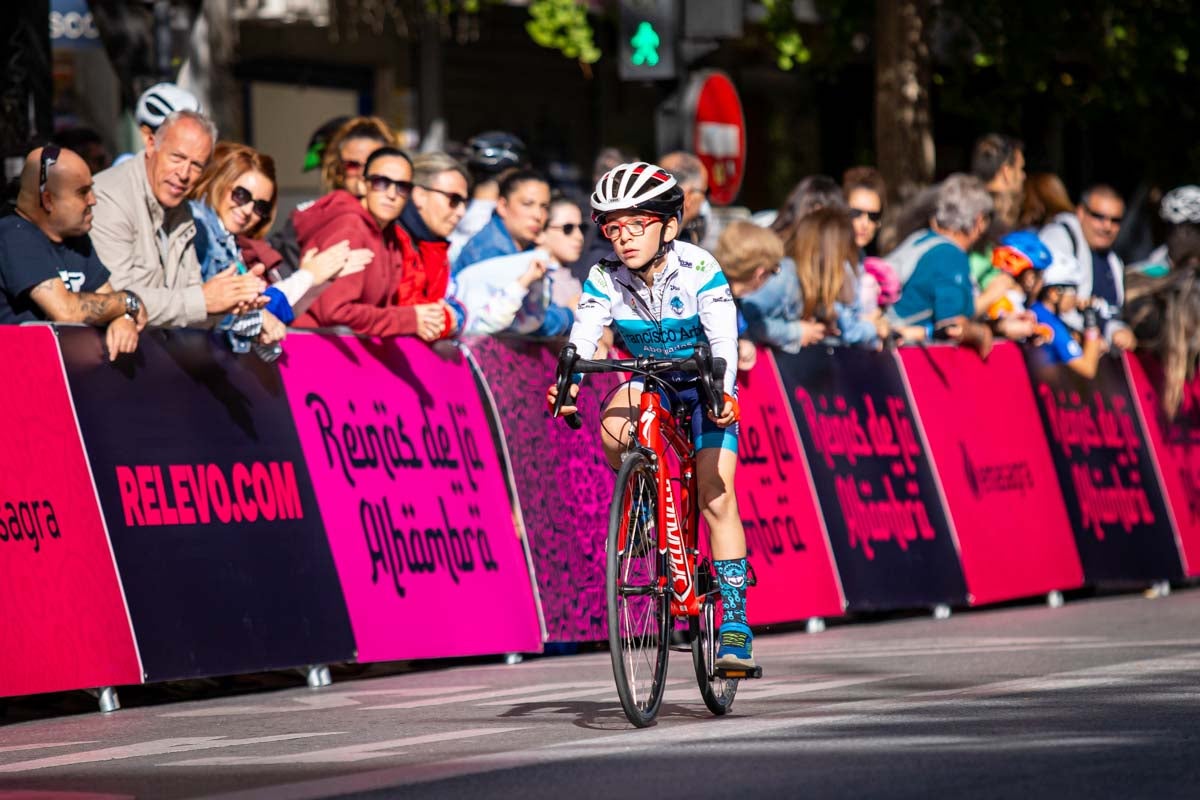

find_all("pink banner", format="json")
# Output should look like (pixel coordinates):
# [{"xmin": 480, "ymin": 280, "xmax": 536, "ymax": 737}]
[
  {"xmin": 0, "ymin": 326, "xmax": 141, "ymax": 697},
  {"xmin": 899, "ymin": 343, "xmax": 1083, "ymax": 604},
  {"xmin": 279, "ymin": 333, "xmax": 542, "ymax": 661},
  {"xmin": 1126, "ymin": 353, "xmax": 1200, "ymax": 576},
  {"xmin": 737, "ymin": 349, "xmax": 844, "ymax": 623}
]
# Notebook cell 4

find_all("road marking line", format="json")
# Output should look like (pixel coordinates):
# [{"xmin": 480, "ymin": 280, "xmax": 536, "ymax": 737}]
[
  {"xmin": 0, "ymin": 734, "xmax": 340, "ymax": 774},
  {"xmin": 367, "ymin": 682, "xmax": 605, "ymax": 710},
  {"xmin": 160, "ymin": 686, "xmax": 487, "ymax": 718},
  {"xmin": 165, "ymin": 727, "xmax": 529, "ymax": 766},
  {"xmin": 475, "ymin": 681, "xmax": 622, "ymax": 706},
  {"xmin": 0, "ymin": 742, "xmax": 98, "ymax": 755}
]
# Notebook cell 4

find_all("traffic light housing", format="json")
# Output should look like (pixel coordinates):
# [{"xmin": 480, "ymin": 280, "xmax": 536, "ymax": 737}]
[{"xmin": 618, "ymin": 0, "xmax": 677, "ymax": 81}]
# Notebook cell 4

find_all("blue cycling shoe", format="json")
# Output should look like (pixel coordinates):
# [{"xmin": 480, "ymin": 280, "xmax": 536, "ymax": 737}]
[{"xmin": 715, "ymin": 621, "xmax": 756, "ymax": 669}]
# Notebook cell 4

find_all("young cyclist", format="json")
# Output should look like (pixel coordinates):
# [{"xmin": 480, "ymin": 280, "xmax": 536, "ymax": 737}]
[{"xmin": 545, "ymin": 162, "xmax": 756, "ymax": 670}]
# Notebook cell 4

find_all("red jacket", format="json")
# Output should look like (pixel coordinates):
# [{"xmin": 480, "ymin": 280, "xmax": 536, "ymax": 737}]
[{"xmin": 292, "ymin": 190, "xmax": 420, "ymax": 337}]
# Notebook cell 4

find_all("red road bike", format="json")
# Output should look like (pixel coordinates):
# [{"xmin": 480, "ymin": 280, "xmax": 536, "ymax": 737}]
[{"xmin": 553, "ymin": 344, "xmax": 760, "ymax": 727}]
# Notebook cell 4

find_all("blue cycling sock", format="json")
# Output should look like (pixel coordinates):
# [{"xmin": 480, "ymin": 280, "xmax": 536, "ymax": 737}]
[{"xmin": 714, "ymin": 557, "xmax": 749, "ymax": 626}]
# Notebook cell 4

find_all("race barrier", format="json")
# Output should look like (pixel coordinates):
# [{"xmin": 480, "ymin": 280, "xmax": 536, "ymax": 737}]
[
  {"xmin": 2, "ymin": 325, "xmax": 1199, "ymax": 700},
  {"xmin": 899, "ymin": 344, "xmax": 1085, "ymax": 605}
]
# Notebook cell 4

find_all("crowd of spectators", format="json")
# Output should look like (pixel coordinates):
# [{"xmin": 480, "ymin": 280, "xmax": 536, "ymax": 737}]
[{"xmin": 2, "ymin": 81, "xmax": 1198, "ymax": 412}]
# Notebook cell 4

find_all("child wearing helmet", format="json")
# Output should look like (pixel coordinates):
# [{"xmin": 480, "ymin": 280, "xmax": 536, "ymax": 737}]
[
  {"xmin": 986, "ymin": 230, "xmax": 1053, "ymax": 320},
  {"xmin": 1030, "ymin": 249, "xmax": 1106, "ymax": 378},
  {"xmin": 545, "ymin": 161, "xmax": 756, "ymax": 670}
]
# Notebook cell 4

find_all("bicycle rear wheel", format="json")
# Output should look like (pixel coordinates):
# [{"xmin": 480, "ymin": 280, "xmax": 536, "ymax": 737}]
[
  {"xmin": 691, "ymin": 560, "xmax": 738, "ymax": 715},
  {"xmin": 607, "ymin": 450, "xmax": 670, "ymax": 727}
]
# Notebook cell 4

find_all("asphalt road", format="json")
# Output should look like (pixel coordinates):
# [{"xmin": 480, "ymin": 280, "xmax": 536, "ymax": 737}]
[{"xmin": 3, "ymin": 589, "xmax": 1200, "ymax": 800}]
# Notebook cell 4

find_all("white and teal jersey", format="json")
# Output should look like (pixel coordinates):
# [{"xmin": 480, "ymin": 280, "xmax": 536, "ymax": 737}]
[{"xmin": 570, "ymin": 240, "xmax": 739, "ymax": 396}]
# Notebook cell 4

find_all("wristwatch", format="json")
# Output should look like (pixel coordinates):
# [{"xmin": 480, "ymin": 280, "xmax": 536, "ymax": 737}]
[{"xmin": 123, "ymin": 290, "xmax": 142, "ymax": 320}]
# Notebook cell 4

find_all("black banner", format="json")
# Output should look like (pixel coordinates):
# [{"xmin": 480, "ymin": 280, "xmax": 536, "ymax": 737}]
[
  {"xmin": 1025, "ymin": 350, "xmax": 1183, "ymax": 584},
  {"xmin": 775, "ymin": 347, "xmax": 967, "ymax": 610},
  {"xmin": 58, "ymin": 326, "xmax": 355, "ymax": 681}
]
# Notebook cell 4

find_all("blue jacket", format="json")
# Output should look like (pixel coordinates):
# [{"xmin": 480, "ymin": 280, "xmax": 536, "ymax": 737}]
[
  {"xmin": 739, "ymin": 258, "xmax": 877, "ymax": 351},
  {"xmin": 452, "ymin": 211, "xmax": 523, "ymax": 275}
]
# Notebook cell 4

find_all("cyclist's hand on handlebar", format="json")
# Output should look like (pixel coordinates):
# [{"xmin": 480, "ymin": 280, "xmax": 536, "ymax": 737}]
[
  {"xmin": 708, "ymin": 393, "xmax": 740, "ymax": 427},
  {"xmin": 546, "ymin": 382, "xmax": 580, "ymax": 416}
]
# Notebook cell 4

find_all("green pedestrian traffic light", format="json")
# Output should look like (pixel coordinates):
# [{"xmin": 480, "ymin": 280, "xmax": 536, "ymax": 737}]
[
  {"xmin": 630, "ymin": 21, "xmax": 661, "ymax": 67},
  {"xmin": 618, "ymin": 0, "xmax": 676, "ymax": 80}
]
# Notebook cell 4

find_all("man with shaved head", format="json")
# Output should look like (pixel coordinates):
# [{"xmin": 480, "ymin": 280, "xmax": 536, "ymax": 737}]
[{"xmin": 0, "ymin": 146, "xmax": 147, "ymax": 359}]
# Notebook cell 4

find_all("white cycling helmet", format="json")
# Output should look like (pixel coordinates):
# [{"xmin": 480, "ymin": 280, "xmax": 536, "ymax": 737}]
[
  {"xmin": 590, "ymin": 161, "xmax": 684, "ymax": 221},
  {"xmin": 1160, "ymin": 184, "xmax": 1200, "ymax": 225},
  {"xmin": 136, "ymin": 82, "xmax": 201, "ymax": 130},
  {"xmin": 1041, "ymin": 248, "xmax": 1083, "ymax": 288}
]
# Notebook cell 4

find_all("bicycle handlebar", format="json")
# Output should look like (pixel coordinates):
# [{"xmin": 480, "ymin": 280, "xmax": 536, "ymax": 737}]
[{"xmin": 552, "ymin": 343, "xmax": 727, "ymax": 430}]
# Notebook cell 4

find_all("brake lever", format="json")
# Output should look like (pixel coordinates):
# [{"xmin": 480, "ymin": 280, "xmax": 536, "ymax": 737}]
[
  {"xmin": 553, "ymin": 344, "xmax": 583, "ymax": 430},
  {"xmin": 710, "ymin": 357, "xmax": 727, "ymax": 418}
]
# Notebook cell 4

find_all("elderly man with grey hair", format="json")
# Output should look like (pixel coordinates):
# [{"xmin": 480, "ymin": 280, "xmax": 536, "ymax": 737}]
[
  {"xmin": 885, "ymin": 173, "xmax": 995, "ymax": 354},
  {"xmin": 92, "ymin": 109, "xmax": 265, "ymax": 328},
  {"xmin": 659, "ymin": 150, "xmax": 709, "ymax": 244}
]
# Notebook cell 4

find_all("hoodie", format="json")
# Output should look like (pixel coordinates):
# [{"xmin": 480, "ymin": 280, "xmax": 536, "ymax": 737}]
[{"xmin": 292, "ymin": 190, "xmax": 419, "ymax": 337}]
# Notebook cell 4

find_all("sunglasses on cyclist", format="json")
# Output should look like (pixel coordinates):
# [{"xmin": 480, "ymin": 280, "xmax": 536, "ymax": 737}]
[
  {"xmin": 231, "ymin": 185, "xmax": 273, "ymax": 219},
  {"xmin": 1083, "ymin": 205, "xmax": 1123, "ymax": 226},
  {"xmin": 547, "ymin": 223, "xmax": 587, "ymax": 236},
  {"xmin": 418, "ymin": 184, "xmax": 467, "ymax": 209},
  {"xmin": 38, "ymin": 144, "xmax": 61, "ymax": 211},
  {"xmin": 366, "ymin": 175, "xmax": 414, "ymax": 197},
  {"xmin": 600, "ymin": 217, "xmax": 662, "ymax": 240},
  {"xmin": 850, "ymin": 208, "xmax": 883, "ymax": 224}
]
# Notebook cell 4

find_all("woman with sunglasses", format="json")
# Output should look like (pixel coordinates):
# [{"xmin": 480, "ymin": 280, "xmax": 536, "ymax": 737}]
[
  {"xmin": 294, "ymin": 148, "xmax": 459, "ymax": 340},
  {"xmin": 190, "ymin": 144, "xmax": 367, "ymax": 346},
  {"xmin": 454, "ymin": 195, "xmax": 584, "ymax": 335}
]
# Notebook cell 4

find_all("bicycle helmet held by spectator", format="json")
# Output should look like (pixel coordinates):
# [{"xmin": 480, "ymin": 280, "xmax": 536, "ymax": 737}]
[
  {"xmin": 303, "ymin": 115, "xmax": 351, "ymax": 172},
  {"xmin": 590, "ymin": 161, "xmax": 684, "ymax": 223},
  {"xmin": 136, "ymin": 82, "xmax": 201, "ymax": 130},
  {"xmin": 1041, "ymin": 249, "xmax": 1083, "ymax": 288},
  {"xmin": 992, "ymin": 230, "xmax": 1053, "ymax": 277},
  {"xmin": 1160, "ymin": 185, "xmax": 1200, "ymax": 225},
  {"xmin": 465, "ymin": 131, "xmax": 527, "ymax": 173},
  {"xmin": 862, "ymin": 257, "xmax": 901, "ymax": 306}
]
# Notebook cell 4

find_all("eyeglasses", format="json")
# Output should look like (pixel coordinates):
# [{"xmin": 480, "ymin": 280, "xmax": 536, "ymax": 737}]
[
  {"xmin": 1083, "ymin": 205, "xmax": 1123, "ymax": 226},
  {"xmin": 366, "ymin": 175, "xmax": 414, "ymax": 197},
  {"xmin": 849, "ymin": 208, "xmax": 883, "ymax": 224},
  {"xmin": 231, "ymin": 185, "xmax": 273, "ymax": 218},
  {"xmin": 418, "ymin": 184, "xmax": 467, "ymax": 209},
  {"xmin": 600, "ymin": 217, "xmax": 662, "ymax": 240},
  {"xmin": 341, "ymin": 159, "xmax": 365, "ymax": 174},
  {"xmin": 547, "ymin": 223, "xmax": 586, "ymax": 236},
  {"xmin": 38, "ymin": 144, "xmax": 61, "ymax": 211}
]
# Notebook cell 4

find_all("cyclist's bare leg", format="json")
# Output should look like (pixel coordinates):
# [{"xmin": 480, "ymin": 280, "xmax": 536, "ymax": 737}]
[
  {"xmin": 600, "ymin": 382, "xmax": 641, "ymax": 470},
  {"xmin": 696, "ymin": 446, "xmax": 746, "ymax": 558},
  {"xmin": 697, "ymin": 446, "xmax": 755, "ymax": 667}
]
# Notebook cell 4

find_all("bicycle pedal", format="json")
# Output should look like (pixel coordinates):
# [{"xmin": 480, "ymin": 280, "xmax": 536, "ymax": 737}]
[{"xmin": 714, "ymin": 665, "xmax": 763, "ymax": 680}]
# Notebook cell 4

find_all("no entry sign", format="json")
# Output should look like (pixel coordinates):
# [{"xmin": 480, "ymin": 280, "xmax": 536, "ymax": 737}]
[{"xmin": 683, "ymin": 70, "xmax": 746, "ymax": 206}]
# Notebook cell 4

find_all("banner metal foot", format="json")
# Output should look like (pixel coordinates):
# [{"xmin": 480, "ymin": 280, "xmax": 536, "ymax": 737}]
[
  {"xmin": 94, "ymin": 686, "xmax": 120, "ymax": 713},
  {"xmin": 1145, "ymin": 581, "xmax": 1171, "ymax": 599},
  {"xmin": 1047, "ymin": 590, "xmax": 1065, "ymax": 608},
  {"xmin": 305, "ymin": 665, "xmax": 332, "ymax": 688},
  {"xmin": 504, "ymin": 653, "xmax": 524, "ymax": 665},
  {"xmin": 932, "ymin": 604, "xmax": 952, "ymax": 620},
  {"xmin": 805, "ymin": 617, "xmax": 826, "ymax": 634}
]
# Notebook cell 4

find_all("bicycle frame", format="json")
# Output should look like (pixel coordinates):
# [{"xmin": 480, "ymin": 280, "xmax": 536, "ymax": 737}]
[{"xmin": 630, "ymin": 381, "xmax": 702, "ymax": 618}]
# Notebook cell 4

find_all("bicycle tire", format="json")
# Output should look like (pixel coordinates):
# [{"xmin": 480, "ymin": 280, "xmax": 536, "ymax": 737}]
[
  {"xmin": 691, "ymin": 560, "xmax": 738, "ymax": 715},
  {"xmin": 607, "ymin": 450, "xmax": 670, "ymax": 727}
]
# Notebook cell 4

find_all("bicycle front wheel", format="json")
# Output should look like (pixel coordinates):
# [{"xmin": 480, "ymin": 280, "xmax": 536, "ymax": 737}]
[{"xmin": 607, "ymin": 450, "xmax": 670, "ymax": 728}]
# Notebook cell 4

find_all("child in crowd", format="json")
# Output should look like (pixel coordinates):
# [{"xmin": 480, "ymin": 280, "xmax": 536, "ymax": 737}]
[{"xmin": 714, "ymin": 219, "xmax": 785, "ymax": 371}]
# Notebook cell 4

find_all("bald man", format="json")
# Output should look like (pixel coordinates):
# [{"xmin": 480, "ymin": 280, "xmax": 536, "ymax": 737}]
[{"xmin": 0, "ymin": 146, "xmax": 147, "ymax": 359}]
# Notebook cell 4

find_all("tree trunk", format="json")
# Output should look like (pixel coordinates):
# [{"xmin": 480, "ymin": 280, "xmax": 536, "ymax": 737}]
[
  {"xmin": 0, "ymin": 0, "xmax": 53, "ymax": 163},
  {"xmin": 874, "ymin": 0, "xmax": 934, "ymax": 205},
  {"xmin": 179, "ymin": 0, "xmax": 243, "ymax": 140}
]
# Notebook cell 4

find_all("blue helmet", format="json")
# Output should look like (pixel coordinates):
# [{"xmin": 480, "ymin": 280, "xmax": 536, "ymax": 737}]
[{"xmin": 997, "ymin": 230, "xmax": 1053, "ymax": 271}]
